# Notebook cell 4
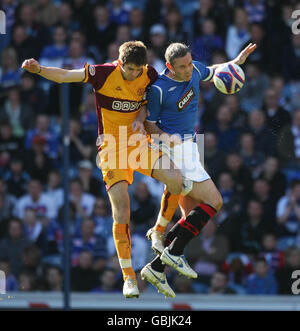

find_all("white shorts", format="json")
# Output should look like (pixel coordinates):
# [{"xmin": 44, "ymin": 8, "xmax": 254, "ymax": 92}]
[{"xmin": 160, "ymin": 140, "xmax": 210, "ymax": 183}]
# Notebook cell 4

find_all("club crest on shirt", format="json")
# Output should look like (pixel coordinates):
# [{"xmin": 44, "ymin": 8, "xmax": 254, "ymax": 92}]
[
  {"xmin": 176, "ymin": 87, "xmax": 195, "ymax": 112},
  {"xmin": 137, "ymin": 88, "xmax": 144, "ymax": 96},
  {"xmin": 89, "ymin": 65, "xmax": 96, "ymax": 76}
]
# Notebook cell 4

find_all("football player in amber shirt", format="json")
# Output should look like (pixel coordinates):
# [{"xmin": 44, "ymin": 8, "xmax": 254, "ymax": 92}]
[{"xmin": 22, "ymin": 41, "xmax": 183, "ymax": 298}]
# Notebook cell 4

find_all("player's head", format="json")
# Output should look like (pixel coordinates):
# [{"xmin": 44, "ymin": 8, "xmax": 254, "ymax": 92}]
[
  {"xmin": 165, "ymin": 43, "xmax": 193, "ymax": 81},
  {"xmin": 118, "ymin": 40, "xmax": 147, "ymax": 81}
]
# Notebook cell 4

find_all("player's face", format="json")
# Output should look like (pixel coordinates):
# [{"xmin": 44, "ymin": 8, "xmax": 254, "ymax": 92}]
[
  {"xmin": 169, "ymin": 52, "xmax": 193, "ymax": 81},
  {"xmin": 120, "ymin": 62, "xmax": 143, "ymax": 81}
]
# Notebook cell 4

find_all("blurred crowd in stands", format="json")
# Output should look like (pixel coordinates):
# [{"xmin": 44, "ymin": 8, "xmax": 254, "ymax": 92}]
[{"xmin": 0, "ymin": 0, "xmax": 300, "ymax": 295}]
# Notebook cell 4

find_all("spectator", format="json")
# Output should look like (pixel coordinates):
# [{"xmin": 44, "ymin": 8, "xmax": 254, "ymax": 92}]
[
  {"xmin": 276, "ymin": 179, "xmax": 300, "ymax": 245},
  {"xmin": 0, "ymin": 85, "xmax": 33, "ymax": 138},
  {"xmin": 0, "ymin": 259, "xmax": 18, "ymax": 292},
  {"xmin": 0, "ymin": 218, "xmax": 32, "ymax": 276},
  {"xmin": 192, "ymin": 18, "xmax": 223, "ymax": 65},
  {"xmin": 164, "ymin": 6, "xmax": 188, "ymax": 44},
  {"xmin": 0, "ymin": 179, "xmax": 16, "ymax": 236},
  {"xmin": 223, "ymin": 199, "xmax": 273, "ymax": 254},
  {"xmin": 262, "ymin": 88, "xmax": 291, "ymax": 135},
  {"xmin": 39, "ymin": 24, "xmax": 68, "ymax": 68},
  {"xmin": 115, "ymin": 24, "xmax": 131, "ymax": 46},
  {"xmin": 23, "ymin": 135, "xmax": 54, "ymax": 184},
  {"xmin": 71, "ymin": 219, "xmax": 107, "ymax": 271},
  {"xmin": 69, "ymin": 118, "xmax": 94, "ymax": 165},
  {"xmin": 14, "ymin": 179, "xmax": 58, "ymax": 221},
  {"xmin": 105, "ymin": 42, "xmax": 120, "ymax": 63},
  {"xmin": 208, "ymin": 271, "xmax": 236, "ymax": 294},
  {"xmin": 275, "ymin": 246, "xmax": 300, "ymax": 294},
  {"xmin": 224, "ymin": 152, "xmax": 253, "ymax": 201},
  {"xmin": 148, "ymin": 24, "xmax": 168, "ymax": 61},
  {"xmin": 281, "ymin": 33, "xmax": 300, "ymax": 82},
  {"xmin": 108, "ymin": 0, "xmax": 130, "ymax": 26},
  {"xmin": 223, "ymin": 255, "xmax": 252, "ymax": 294},
  {"xmin": 205, "ymin": 105, "xmax": 240, "ymax": 153},
  {"xmin": 17, "ymin": 270, "xmax": 37, "ymax": 291},
  {"xmin": 247, "ymin": 257, "xmax": 278, "ymax": 294},
  {"xmin": 35, "ymin": 0, "xmax": 58, "ymax": 27},
  {"xmin": 185, "ymin": 220, "xmax": 230, "ymax": 286},
  {"xmin": 16, "ymin": 3, "xmax": 50, "ymax": 56},
  {"xmin": 92, "ymin": 198, "xmax": 113, "ymax": 238},
  {"xmin": 56, "ymin": 2, "xmax": 80, "ymax": 37},
  {"xmin": 277, "ymin": 109, "xmax": 300, "ymax": 168},
  {"xmin": 0, "ymin": 47, "xmax": 21, "ymax": 89},
  {"xmin": 20, "ymin": 71, "xmax": 47, "ymax": 115},
  {"xmin": 247, "ymin": 109, "xmax": 277, "ymax": 156},
  {"xmin": 128, "ymin": 7, "xmax": 146, "ymax": 41},
  {"xmin": 45, "ymin": 170, "xmax": 63, "ymax": 209},
  {"xmin": 0, "ymin": 121, "xmax": 24, "ymax": 163},
  {"xmin": 217, "ymin": 172, "xmax": 243, "ymax": 221},
  {"xmin": 10, "ymin": 24, "xmax": 38, "ymax": 63},
  {"xmin": 238, "ymin": 62, "xmax": 270, "ymax": 112},
  {"xmin": 71, "ymin": 250, "xmax": 98, "ymax": 292},
  {"xmin": 225, "ymin": 7, "xmax": 250, "ymax": 60},
  {"xmin": 22, "ymin": 210, "xmax": 45, "ymax": 245},
  {"xmin": 70, "ymin": 178, "xmax": 96, "ymax": 218},
  {"xmin": 78, "ymin": 160, "xmax": 102, "ymax": 197},
  {"xmin": 43, "ymin": 265, "xmax": 63, "ymax": 292},
  {"xmin": 203, "ymin": 132, "xmax": 226, "ymax": 182},
  {"xmin": 21, "ymin": 244, "xmax": 42, "ymax": 280},
  {"xmin": 44, "ymin": 202, "xmax": 81, "ymax": 257},
  {"xmin": 91, "ymin": 268, "xmax": 121, "ymax": 293},
  {"xmin": 239, "ymin": 22, "xmax": 274, "ymax": 74},
  {"xmin": 258, "ymin": 157, "xmax": 287, "ymax": 203},
  {"xmin": 147, "ymin": 48, "xmax": 165, "ymax": 74},
  {"xmin": 239, "ymin": 131, "xmax": 264, "ymax": 176},
  {"xmin": 224, "ymin": 94, "xmax": 248, "ymax": 130},
  {"xmin": 80, "ymin": 90, "xmax": 98, "ymax": 138},
  {"xmin": 88, "ymin": 5, "xmax": 117, "ymax": 58},
  {"xmin": 25, "ymin": 113, "xmax": 60, "ymax": 160},
  {"xmin": 259, "ymin": 233, "xmax": 285, "ymax": 273},
  {"xmin": 243, "ymin": 0, "xmax": 265, "ymax": 23},
  {"xmin": 173, "ymin": 274, "xmax": 194, "ymax": 294},
  {"xmin": 252, "ymin": 178, "xmax": 277, "ymax": 221},
  {"xmin": 131, "ymin": 181, "xmax": 158, "ymax": 233}
]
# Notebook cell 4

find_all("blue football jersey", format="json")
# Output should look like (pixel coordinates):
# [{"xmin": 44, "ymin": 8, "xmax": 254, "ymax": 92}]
[{"xmin": 146, "ymin": 61, "xmax": 214, "ymax": 138}]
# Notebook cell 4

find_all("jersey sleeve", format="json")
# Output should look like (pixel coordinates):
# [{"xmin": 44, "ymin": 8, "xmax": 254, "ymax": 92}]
[
  {"xmin": 193, "ymin": 61, "xmax": 214, "ymax": 81},
  {"xmin": 82, "ymin": 63, "xmax": 116, "ymax": 90},
  {"xmin": 146, "ymin": 84, "xmax": 163, "ymax": 123}
]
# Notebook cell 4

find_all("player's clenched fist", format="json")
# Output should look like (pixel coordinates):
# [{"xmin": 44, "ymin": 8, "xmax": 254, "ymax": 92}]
[{"xmin": 21, "ymin": 58, "xmax": 41, "ymax": 74}]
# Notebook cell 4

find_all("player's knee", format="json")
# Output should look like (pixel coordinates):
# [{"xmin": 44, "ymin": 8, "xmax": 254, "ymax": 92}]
[
  {"xmin": 212, "ymin": 192, "xmax": 223, "ymax": 212},
  {"xmin": 112, "ymin": 200, "xmax": 130, "ymax": 224},
  {"xmin": 165, "ymin": 170, "xmax": 182, "ymax": 195}
]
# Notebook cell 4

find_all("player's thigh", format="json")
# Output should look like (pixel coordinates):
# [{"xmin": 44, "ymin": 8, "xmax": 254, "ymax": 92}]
[
  {"xmin": 107, "ymin": 180, "xmax": 130, "ymax": 224},
  {"xmin": 152, "ymin": 154, "xmax": 182, "ymax": 195},
  {"xmin": 187, "ymin": 179, "xmax": 223, "ymax": 211},
  {"xmin": 179, "ymin": 195, "xmax": 202, "ymax": 219}
]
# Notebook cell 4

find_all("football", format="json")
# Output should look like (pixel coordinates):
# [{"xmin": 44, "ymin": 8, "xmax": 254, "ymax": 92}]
[{"xmin": 213, "ymin": 62, "xmax": 245, "ymax": 94}]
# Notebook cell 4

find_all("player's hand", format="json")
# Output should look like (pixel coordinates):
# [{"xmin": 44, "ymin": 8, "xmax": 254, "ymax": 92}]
[
  {"xmin": 132, "ymin": 120, "xmax": 147, "ymax": 135},
  {"xmin": 21, "ymin": 58, "xmax": 41, "ymax": 74},
  {"xmin": 234, "ymin": 43, "xmax": 257, "ymax": 65}
]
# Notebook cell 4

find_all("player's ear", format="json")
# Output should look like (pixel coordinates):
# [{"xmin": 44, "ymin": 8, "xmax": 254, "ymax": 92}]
[{"xmin": 166, "ymin": 62, "xmax": 174, "ymax": 73}]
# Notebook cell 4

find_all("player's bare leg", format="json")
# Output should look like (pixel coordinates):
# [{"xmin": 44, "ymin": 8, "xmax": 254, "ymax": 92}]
[
  {"xmin": 146, "ymin": 189, "xmax": 180, "ymax": 255},
  {"xmin": 108, "ymin": 181, "xmax": 139, "ymax": 298}
]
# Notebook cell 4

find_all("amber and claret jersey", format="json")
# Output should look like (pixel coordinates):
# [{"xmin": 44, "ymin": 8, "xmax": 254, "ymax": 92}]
[{"xmin": 83, "ymin": 61, "xmax": 158, "ymax": 138}]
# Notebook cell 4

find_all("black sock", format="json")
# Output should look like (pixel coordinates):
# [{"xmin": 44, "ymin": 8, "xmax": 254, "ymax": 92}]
[
  {"xmin": 168, "ymin": 203, "xmax": 217, "ymax": 256},
  {"xmin": 150, "ymin": 222, "xmax": 181, "ymax": 273}
]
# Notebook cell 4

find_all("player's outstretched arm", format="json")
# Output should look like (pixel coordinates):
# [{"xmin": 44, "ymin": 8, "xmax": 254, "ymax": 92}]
[
  {"xmin": 206, "ymin": 43, "xmax": 257, "ymax": 81},
  {"xmin": 21, "ymin": 58, "xmax": 85, "ymax": 83}
]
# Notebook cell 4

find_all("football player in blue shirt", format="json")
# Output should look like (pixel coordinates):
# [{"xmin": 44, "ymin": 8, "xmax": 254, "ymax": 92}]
[{"xmin": 141, "ymin": 42, "xmax": 256, "ymax": 298}]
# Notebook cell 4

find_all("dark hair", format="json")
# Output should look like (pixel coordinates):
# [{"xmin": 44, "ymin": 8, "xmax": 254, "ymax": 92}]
[
  {"xmin": 119, "ymin": 41, "xmax": 147, "ymax": 66},
  {"xmin": 165, "ymin": 43, "xmax": 191, "ymax": 65},
  {"xmin": 290, "ymin": 179, "xmax": 300, "ymax": 189}
]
